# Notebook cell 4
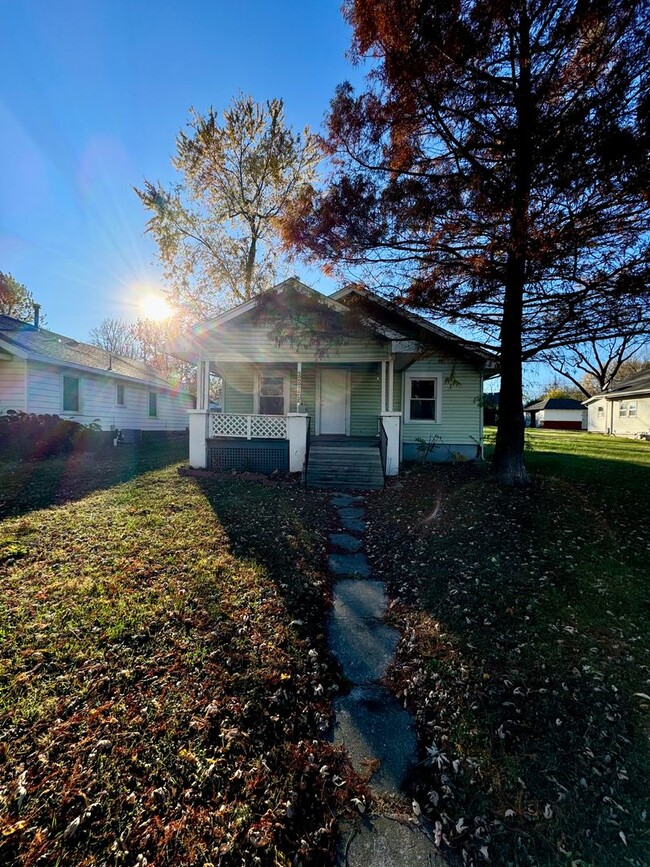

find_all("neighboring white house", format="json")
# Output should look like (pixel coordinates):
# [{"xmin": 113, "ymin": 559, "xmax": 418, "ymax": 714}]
[
  {"xmin": 524, "ymin": 397, "xmax": 586, "ymax": 430},
  {"xmin": 0, "ymin": 313, "xmax": 194, "ymax": 431},
  {"xmin": 170, "ymin": 278, "xmax": 498, "ymax": 489},
  {"xmin": 583, "ymin": 369, "xmax": 650, "ymax": 438}
]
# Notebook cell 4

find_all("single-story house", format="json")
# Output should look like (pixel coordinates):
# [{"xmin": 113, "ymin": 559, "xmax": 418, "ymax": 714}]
[
  {"xmin": 171, "ymin": 278, "xmax": 497, "ymax": 489},
  {"xmin": 0, "ymin": 312, "xmax": 194, "ymax": 432},
  {"xmin": 583, "ymin": 369, "xmax": 650, "ymax": 438},
  {"xmin": 524, "ymin": 397, "xmax": 586, "ymax": 430}
]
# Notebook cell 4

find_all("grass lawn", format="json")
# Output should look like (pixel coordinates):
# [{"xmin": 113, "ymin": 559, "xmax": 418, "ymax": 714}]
[
  {"xmin": 365, "ymin": 428, "xmax": 650, "ymax": 866},
  {"xmin": 0, "ymin": 447, "xmax": 365, "ymax": 866}
]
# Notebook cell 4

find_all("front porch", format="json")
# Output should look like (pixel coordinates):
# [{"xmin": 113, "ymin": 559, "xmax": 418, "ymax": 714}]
[{"xmin": 188, "ymin": 358, "xmax": 402, "ymax": 486}]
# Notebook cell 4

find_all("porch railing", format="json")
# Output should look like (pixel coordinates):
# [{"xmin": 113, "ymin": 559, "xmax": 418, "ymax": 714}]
[
  {"xmin": 210, "ymin": 413, "xmax": 288, "ymax": 440},
  {"xmin": 378, "ymin": 416, "xmax": 388, "ymax": 477}
]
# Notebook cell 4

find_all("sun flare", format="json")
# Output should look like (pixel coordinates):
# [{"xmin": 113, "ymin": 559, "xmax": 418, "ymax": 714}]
[{"xmin": 139, "ymin": 293, "xmax": 173, "ymax": 322}]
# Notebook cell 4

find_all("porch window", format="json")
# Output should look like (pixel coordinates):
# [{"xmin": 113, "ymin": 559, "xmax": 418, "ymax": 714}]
[
  {"xmin": 405, "ymin": 374, "xmax": 438, "ymax": 422},
  {"xmin": 258, "ymin": 374, "xmax": 287, "ymax": 415},
  {"xmin": 62, "ymin": 375, "xmax": 80, "ymax": 413}
]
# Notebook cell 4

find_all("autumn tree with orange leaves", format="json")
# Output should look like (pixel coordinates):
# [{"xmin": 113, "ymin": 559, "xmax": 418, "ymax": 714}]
[{"xmin": 281, "ymin": 0, "xmax": 650, "ymax": 484}]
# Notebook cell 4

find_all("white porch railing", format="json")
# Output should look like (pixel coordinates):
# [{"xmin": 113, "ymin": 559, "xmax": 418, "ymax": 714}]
[{"xmin": 210, "ymin": 412, "xmax": 288, "ymax": 440}]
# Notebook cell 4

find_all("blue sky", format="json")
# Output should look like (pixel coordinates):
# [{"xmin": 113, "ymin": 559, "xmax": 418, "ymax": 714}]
[{"xmin": 0, "ymin": 0, "xmax": 363, "ymax": 337}]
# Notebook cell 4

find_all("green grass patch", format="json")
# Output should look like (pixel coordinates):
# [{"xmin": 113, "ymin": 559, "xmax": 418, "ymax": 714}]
[
  {"xmin": 0, "ymin": 451, "xmax": 364, "ymax": 866},
  {"xmin": 366, "ymin": 432, "xmax": 650, "ymax": 865}
]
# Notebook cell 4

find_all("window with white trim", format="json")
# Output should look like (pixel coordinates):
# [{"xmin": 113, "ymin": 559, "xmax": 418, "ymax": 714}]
[
  {"xmin": 628, "ymin": 401, "xmax": 637, "ymax": 417},
  {"xmin": 405, "ymin": 374, "xmax": 438, "ymax": 422},
  {"xmin": 597, "ymin": 405, "xmax": 604, "ymax": 418},
  {"xmin": 619, "ymin": 401, "xmax": 628, "ymax": 417},
  {"xmin": 62, "ymin": 375, "xmax": 80, "ymax": 413},
  {"xmin": 258, "ymin": 373, "xmax": 287, "ymax": 415},
  {"xmin": 148, "ymin": 392, "xmax": 158, "ymax": 417},
  {"xmin": 116, "ymin": 383, "xmax": 125, "ymax": 406}
]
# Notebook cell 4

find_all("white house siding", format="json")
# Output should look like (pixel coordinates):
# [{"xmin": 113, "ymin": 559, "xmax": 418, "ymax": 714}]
[
  {"xmin": 25, "ymin": 361, "xmax": 192, "ymax": 430},
  {"xmin": 538, "ymin": 409, "xmax": 585, "ymax": 429},
  {"xmin": 0, "ymin": 357, "xmax": 26, "ymax": 413},
  {"xmin": 609, "ymin": 395, "xmax": 650, "ymax": 437},
  {"xmin": 401, "ymin": 357, "xmax": 483, "ymax": 461},
  {"xmin": 587, "ymin": 398, "xmax": 608, "ymax": 433}
]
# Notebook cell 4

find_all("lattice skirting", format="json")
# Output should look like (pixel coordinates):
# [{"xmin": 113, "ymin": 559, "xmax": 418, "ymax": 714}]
[{"xmin": 207, "ymin": 438, "xmax": 289, "ymax": 473}]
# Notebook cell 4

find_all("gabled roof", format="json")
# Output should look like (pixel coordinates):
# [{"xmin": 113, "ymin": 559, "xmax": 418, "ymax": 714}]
[
  {"xmin": 332, "ymin": 284, "xmax": 497, "ymax": 368},
  {"xmin": 0, "ymin": 314, "xmax": 176, "ymax": 389},
  {"xmin": 583, "ymin": 368, "xmax": 650, "ymax": 403},
  {"xmin": 174, "ymin": 278, "xmax": 497, "ymax": 370},
  {"xmin": 193, "ymin": 277, "xmax": 348, "ymax": 333},
  {"xmin": 525, "ymin": 397, "xmax": 585, "ymax": 412}
]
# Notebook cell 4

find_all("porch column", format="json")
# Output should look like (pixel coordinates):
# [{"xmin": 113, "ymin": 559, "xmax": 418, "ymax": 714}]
[
  {"xmin": 380, "ymin": 361, "xmax": 387, "ymax": 413},
  {"xmin": 388, "ymin": 356, "xmax": 395, "ymax": 412},
  {"xmin": 380, "ymin": 411, "xmax": 402, "ymax": 476},
  {"xmin": 196, "ymin": 359, "xmax": 210, "ymax": 411},
  {"xmin": 296, "ymin": 361, "xmax": 302, "ymax": 411},
  {"xmin": 287, "ymin": 412, "xmax": 309, "ymax": 473},
  {"xmin": 203, "ymin": 360, "xmax": 211, "ymax": 410},
  {"xmin": 188, "ymin": 410, "xmax": 209, "ymax": 468}
]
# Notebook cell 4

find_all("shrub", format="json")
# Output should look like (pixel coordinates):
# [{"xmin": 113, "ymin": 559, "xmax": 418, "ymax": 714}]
[{"xmin": 0, "ymin": 411, "xmax": 101, "ymax": 461}]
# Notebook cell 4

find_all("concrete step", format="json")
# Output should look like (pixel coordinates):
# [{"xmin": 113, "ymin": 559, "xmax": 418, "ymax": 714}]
[{"xmin": 306, "ymin": 445, "xmax": 384, "ymax": 489}]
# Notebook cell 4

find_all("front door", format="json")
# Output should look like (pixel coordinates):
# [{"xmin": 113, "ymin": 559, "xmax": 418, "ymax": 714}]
[{"xmin": 320, "ymin": 369, "xmax": 348, "ymax": 435}]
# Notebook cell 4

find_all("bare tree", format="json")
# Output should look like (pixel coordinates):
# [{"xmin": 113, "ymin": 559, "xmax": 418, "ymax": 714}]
[
  {"xmin": 88, "ymin": 318, "xmax": 139, "ymax": 358},
  {"xmin": 544, "ymin": 333, "xmax": 650, "ymax": 397}
]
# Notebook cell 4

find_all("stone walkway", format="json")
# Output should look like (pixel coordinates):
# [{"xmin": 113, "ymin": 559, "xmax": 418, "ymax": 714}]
[{"xmin": 326, "ymin": 493, "xmax": 447, "ymax": 866}]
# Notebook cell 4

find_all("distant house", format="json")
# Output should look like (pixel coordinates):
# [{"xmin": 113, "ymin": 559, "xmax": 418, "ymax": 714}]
[
  {"xmin": 171, "ymin": 278, "xmax": 498, "ymax": 489},
  {"xmin": 0, "ymin": 313, "xmax": 194, "ymax": 432},
  {"xmin": 524, "ymin": 397, "xmax": 586, "ymax": 430},
  {"xmin": 583, "ymin": 370, "xmax": 650, "ymax": 438}
]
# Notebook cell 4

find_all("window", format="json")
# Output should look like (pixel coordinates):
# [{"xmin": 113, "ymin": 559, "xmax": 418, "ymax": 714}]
[
  {"xmin": 628, "ymin": 401, "xmax": 637, "ymax": 417},
  {"xmin": 258, "ymin": 374, "xmax": 286, "ymax": 415},
  {"xmin": 619, "ymin": 401, "xmax": 627, "ymax": 417},
  {"xmin": 116, "ymin": 383, "xmax": 125, "ymax": 406},
  {"xmin": 148, "ymin": 392, "xmax": 157, "ymax": 417},
  {"xmin": 62, "ymin": 375, "xmax": 80, "ymax": 413},
  {"xmin": 597, "ymin": 405, "xmax": 604, "ymax": 418},
  {"xmin": 405, "ymin": 374, "xmax": 438, "ymax": 422}
]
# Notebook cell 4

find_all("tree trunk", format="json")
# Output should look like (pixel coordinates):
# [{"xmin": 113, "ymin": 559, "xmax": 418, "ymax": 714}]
[
  {"xmin": 493, "ymin": 277, "xmax": 529, "ymax": 485},
  {"xmin": 493, "ymin": 9, "xmax": 532, "ymax": 486}
]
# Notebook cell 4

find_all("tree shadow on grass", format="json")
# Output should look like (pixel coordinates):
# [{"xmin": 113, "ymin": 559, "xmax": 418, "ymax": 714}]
[
  {"xmin": 0, "ymin": 437, "xmax": 188, "ymax": 519},
  {"xmin": 193, "ymin": 476, "xmax": 333, "ymax": 626}
]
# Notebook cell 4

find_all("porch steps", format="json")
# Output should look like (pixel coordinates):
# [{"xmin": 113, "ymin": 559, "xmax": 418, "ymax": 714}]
[{"xmin": 306, "ymin": 445, "xmax": 384, "ymax": 490}]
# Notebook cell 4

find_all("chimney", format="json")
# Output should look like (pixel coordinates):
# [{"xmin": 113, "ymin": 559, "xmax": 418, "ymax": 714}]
[{"xmin": 33, "ymin": 303, "xmax": 41, "ymax": 329}]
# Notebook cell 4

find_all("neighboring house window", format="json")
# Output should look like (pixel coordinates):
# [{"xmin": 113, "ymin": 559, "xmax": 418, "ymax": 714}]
[
  {"xmin": 405, "ymin": 374, "xmax": 438, "ymax": 422},
  {"xmin": 258, "ymin": 374, "xmax": 286, "ymax": 415},
  {"xmin": 116, "ymin": 383, "xmax": 125, "ymax": 406},
  {"xmin": 619, "ymin": 401, "xmax": 627, "ymax": 417},
  {"xmin": 597, "ymin": 405, "xmax": 604, "ymax": 418},
  {"xmin": 62, "ymin": 375, "xmax": 80, "ymax": 413},
  {"xmin": 628, "ymin": 401, "xmax": 637, "ymax": 417},
  {"xmin": 148, "ymin": 392, "xmax": 158, "ymax": 417}
]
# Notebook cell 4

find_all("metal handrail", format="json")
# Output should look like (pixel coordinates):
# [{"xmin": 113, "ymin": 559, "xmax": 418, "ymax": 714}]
[
  {"xmin": 304, "ymin": 416, "xmax": 312, "ymax": 480},
  {"xmin": 378, "ymin": 416, "xmax": 388, "ymax": 477}
]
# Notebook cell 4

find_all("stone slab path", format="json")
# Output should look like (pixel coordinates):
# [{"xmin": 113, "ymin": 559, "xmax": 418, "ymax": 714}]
[{"xmin": 326, "ymin": 493, "xmax": 447, "ymax": 866}]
